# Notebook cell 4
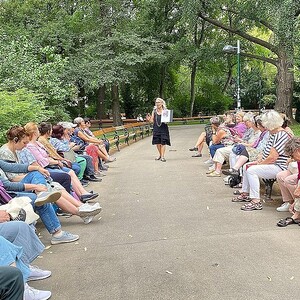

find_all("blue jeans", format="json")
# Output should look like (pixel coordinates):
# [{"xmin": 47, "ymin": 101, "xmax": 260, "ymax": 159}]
[
  {"xmin": 80, "ymin": 155, "xmax": 95, "ymax": 176},
  {"xmin": 209, "ymin": 144, "xmax": 225, "ymax": 158},
  {"xmin": 46, "ymin": 169, "xmax": 71, "ymax": 193},
  {"xmin": 71, "ymin": 162, "xmax": 81, "ymax": 176},
  {"xmin": 20, "ymin": 171, "xmax": 47, "ymax": 186},
  {"xmin": 12, "ymin": 192, "xmax": 61, "ymax": 235}
]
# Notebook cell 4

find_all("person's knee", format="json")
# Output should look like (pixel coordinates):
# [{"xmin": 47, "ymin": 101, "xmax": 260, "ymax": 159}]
[{"xmin": 0, "ymin": 267, "xmax": 24, "ymax": 299}]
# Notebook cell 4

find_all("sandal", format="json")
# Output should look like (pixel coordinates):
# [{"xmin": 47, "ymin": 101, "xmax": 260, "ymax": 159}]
[
  {"xmin": 192, "ymin": 153, "xmax": 202, "ymax": 157},
  {"xmin": 277, "ymin": 217, "xmax": 300, "ymax": 227},
  {"xmin": 233, "ymin": 183, "xmax": 242, "ymax": 189},
  {"xmin": 232, "ymin": 193, "xmax": 250, "ymax": 202},
  {"xmin": 233, "ymin": 190, "xmax": 242, "ymax": 195},
  {"xmin": 241, "ymin": 201, "xmax": 263, "ymax": 211}
]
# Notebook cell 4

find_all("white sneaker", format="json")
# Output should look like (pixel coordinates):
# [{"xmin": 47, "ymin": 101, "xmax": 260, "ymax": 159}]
[
  {"xmin": 35, "ymin": 191, "xmax": 62, "ymax": 207},
  {"xmin": 77, "ymin": 206, "xmax": 102, "ymax": 218},
  {"xmin": 204, "ymin": 159, "xmax": 213, "ymax": 165},
  {"xmin": 28, "ymin": 266, "xmax": 51, "ymax": 281},
  {"xmin": 81, "ymin": 215, "xmax": 94, "ymax": 224},
  {"xmin": 208, "ymin": 165, "xmax": 215, "ymax": 171},
  {"xmin": 223, "ymin": 175, "xmax": 230, "ymax": 185},
  {"xmin": 24, "ymin": 283, "xmax": 51, "ymax": 300},
  {"xmin": 276, "ymin": 202, "xmax": 291, "ymax": 212},
  {"xmin": 51, "ymin": 231, "xmax": 79, "ymax": 245},
  {"xmin": 80, "ymin": 203, "xmax": 100, "ymax": 210}
]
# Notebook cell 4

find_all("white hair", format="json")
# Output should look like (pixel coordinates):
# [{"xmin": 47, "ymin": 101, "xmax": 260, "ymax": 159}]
[
  {"xmin": 261, "ymin": 110, "xmax": 284, "ymax": 130},
  {"xmin": 243, "ymin": 112, "xmax": 255, "ymax": 122},
  {"xmin": 73, "ymin": 117, "xmax": 84, "ymax": 125}
]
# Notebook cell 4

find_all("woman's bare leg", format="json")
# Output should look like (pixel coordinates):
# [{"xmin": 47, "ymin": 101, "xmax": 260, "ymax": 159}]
[
  {"xmin": 195, "ymin": 132, "xmax": 206, "ymax": 147},
  {"xmin": 67, "ymin": 170, "xmax": 90, "ymax": 196},
  {"xmin": 156, "ymin": 145, "xmax": 161, "ymax": 158},
  {"xmin": 161, "ymin": 145, "xmax": 166, "ymax": 158},
  {"xmin": 56, "ymin": 197, "xmax": 79, "ymax": 215}
]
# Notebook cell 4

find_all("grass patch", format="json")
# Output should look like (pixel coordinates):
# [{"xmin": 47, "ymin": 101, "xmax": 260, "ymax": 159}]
[{"xmin": 290, "ymin": 124, "xmax": 300, "ymax": 136}]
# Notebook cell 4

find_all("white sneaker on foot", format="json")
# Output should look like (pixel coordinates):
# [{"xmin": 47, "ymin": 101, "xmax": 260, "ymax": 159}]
[
  {"xmin": 78, "ymin": 206, "xmax": 102, "ymax": 218},
  {"xmin": 81, "ymin": 215, "xmax": 94, "ymax": 224},
  {"xmin": 35, "ymin": 191, "xmax": 62, "ymax": 207},
  {"xmin": 28, "ymin": 265, "xmax": 51, "ymax": 281},
  {"xmin": 208, "ymin": 165, "xmax": 215, "ymax": 171},
  {"xmin": 204, "ymin": 159, "xmax": 213, "ymax": 165},
  {"xmin": 51, "ymin": 231, "xmax": 79, "ymax": 245},
  {"xmin": 223, "ymin": 175, "xmax": 230, "ymax": 185},
  {"xmin": 24, "ymin": 283, "xmax": 51, "ymax": 300},
  {"xmin": 276, "ymin": 202, "xmax": 291, "ymax": 212}
]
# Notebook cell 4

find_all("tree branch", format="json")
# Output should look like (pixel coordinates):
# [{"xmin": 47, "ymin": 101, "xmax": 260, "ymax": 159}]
[
  {"xmin": 198, "ymin": 12, "xmax": 279, "ymax": 55},
  {"xmin": 221, "ymin": 7, "xmax": 274, "ymax": 31},
  {"xmin": 241, "ymin": 52, "xmax": 278, "ymax": 66}
]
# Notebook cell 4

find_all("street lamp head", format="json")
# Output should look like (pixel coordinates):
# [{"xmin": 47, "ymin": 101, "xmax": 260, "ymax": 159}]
[{"xmin": 222, "ymin": 45, "xmax": 237, "ymax": 54}]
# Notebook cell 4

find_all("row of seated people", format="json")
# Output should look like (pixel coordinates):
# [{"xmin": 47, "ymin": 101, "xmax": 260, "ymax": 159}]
[
  {"xmin": 189, "ymin": 110, "xmax": 300, "ymax": 225},
  {"xmin": 0, "ymin": 117, "xmax": 116, "ymax": 299}
]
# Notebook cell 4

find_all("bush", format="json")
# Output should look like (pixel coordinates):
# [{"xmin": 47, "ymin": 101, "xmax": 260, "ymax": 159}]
[{"xmin": 0, "ymin": 89, "xmax": 55, "ymax": 144}]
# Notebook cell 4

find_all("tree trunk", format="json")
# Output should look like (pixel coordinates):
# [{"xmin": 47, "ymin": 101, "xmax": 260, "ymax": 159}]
[
  {"xmin": 111, "ymin": 84, "xmax": 122, "ymax": 126},
  {"xmin": 96, "ymin": 85, "xmax": 106, "ymax": 120},
  {"xmin": 274, "ymin": 50, "xmax": 294, "ymax": 120},
  {"xmin": 78, "ymin": 85, "xmax": 86, "ymax": 116},
  {"xmin": 190, "ymin": 61, "xmax": 197, "ymax": 117},
  {"xmin": 159, "ymin": 66, "xmax": 166, "ymax": 98}
]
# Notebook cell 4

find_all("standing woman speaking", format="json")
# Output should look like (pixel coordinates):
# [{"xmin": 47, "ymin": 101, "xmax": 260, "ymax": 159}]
[{"xmin": 146, "ymin": 98, "xmax": 171, "ymax": 162}]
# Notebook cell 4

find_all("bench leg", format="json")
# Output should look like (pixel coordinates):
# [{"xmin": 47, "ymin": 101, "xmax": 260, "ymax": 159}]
[
  {"xmin": 115, "ymin": 140, "xmax": 120, "ymax": 151},
  {"xmin": 263, "ymin": 180, "xmax": 275, "ymax": 201}
]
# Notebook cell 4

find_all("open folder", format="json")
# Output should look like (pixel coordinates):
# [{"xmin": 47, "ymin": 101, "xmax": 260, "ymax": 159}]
[{"xmin": 161, "ymin": 109, "xmax": 173, "ymax": 123}]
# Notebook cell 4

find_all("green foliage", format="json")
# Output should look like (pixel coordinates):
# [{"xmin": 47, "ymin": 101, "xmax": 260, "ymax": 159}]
[
  {"xmin": 0, "ymin": 89, "xmax": 54, "ymax": 144},
  {"xmin": 0, "ymin": 34, "xmax": 75, "ymax": 106},
  {"xmin": 0, "ymin": 0, "xmax": 299, "ymax": 120}
]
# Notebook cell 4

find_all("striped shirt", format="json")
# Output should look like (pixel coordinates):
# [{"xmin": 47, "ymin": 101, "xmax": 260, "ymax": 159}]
[{"xmin": 262, "ymin": 130, "xmax": 291, "ymax": 169}]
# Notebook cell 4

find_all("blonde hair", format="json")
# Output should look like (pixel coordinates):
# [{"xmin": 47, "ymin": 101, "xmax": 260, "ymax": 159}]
[
  {"xmin": 155, "ymin": 97, "xmax": 167, "ymax": 109},
  {"xmin": 24, "ymin": 122, "xmax": 39, "ymax": 139}
]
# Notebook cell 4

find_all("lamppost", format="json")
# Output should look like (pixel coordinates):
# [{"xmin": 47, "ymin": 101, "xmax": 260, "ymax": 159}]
[{"xmin": 223, "ymin": 40, "xmax": 241, "ymax": 110}]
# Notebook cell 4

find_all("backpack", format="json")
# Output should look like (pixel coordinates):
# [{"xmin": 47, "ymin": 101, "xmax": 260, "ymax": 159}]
[{"xmin": 0, "ymin": 180, "xmax": 12, "ymax": 205}]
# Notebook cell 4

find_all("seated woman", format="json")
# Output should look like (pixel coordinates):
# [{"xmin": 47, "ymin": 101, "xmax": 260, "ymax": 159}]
[
  {"xmin": 73, "ymin": 117, "xmax": 115, "ymax": 173},
  {"xmin": 0, "ymin": 159, "xmax": 100, "ymax": 231},
  {"xmin": 51, "ymin": 124, "xmax": 101, "ymax": 182},
  {"xmin": 276, "ymin": 159, "xmax": 298, "ymax": 213},
  {"xmin": 83, "ymin": 117, "xmax": 110, "ymax": 154},
  {"xmin": 276, "ymin": 138, "xmax": 300, "ymax": 226},
  {"xmin": 209, "ymin": 112, "xmax": 261, "ymax": 177},
  {"xmin": 0, "ymin": 220, "xmax": 52, "ymax": 300},
  {"xmin": 206, "ymin": 116, "xmax": 234, "ymax": 176},
  {"xmin": 189, "ymin": 112, "xmax": 236, "ymax": 158},
  {"xmin": 233, "ymin": 111, "xmax": 291, "ymax": 211},
  {"xmin": 0, "ymin": 128, "xmax": 102, "ymax": 225},
  {"xmin": 223, "ymin": 116, "xmax": 270, "ymax": 177},
  {"xmin": 22, "ymin": 123, "xmax": 98, "ymax": 203}
]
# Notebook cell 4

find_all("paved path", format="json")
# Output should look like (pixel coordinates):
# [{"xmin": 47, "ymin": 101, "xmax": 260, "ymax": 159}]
[{"xmin": 36, "ymin": 125, "xmax": 300, "ymax": 300}]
